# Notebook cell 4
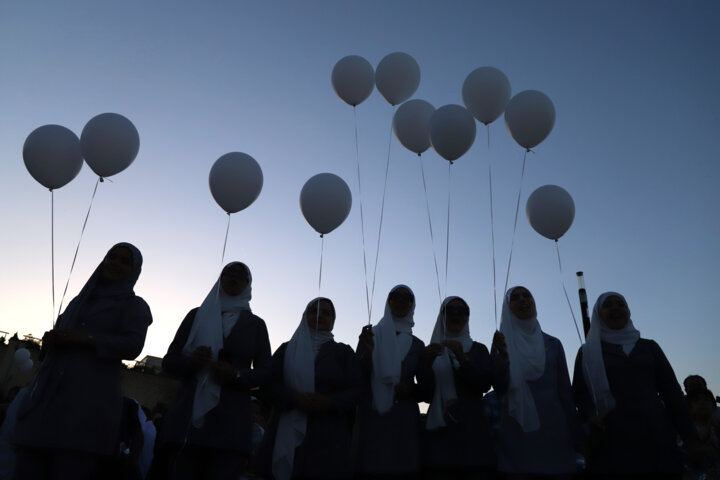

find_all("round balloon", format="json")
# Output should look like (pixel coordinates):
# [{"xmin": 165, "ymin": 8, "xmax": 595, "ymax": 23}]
[
  {"xmin": 526, "ymin": 185, "xmax": 575, "ymax": 241},
  {"xmin": 17, "ymin": 358, "xmax": 34, "ymax": 372},
  {"xmin": 331, "ymin": 55, "xmax": 375, "ymax": 107},
  {"xmin": 300, "ymin": 173, "xmax": 352, "ymax": 235},
  {"xmin": 393, "ymin": 99, "xmax": 435, "ymax": 155},
  {"xmin": 504, "ymin": 90, "xmax": 555, "ymax": 150},
  {"xmin": 462, "ymin": 66, "xmax": 511, "ymax": 125},
  {"xmin": 23, "ymin": 125, "xmax": 83, "ymax": 190},
  {"xmin": 375, "ymin": 52, "xmax": 420, "ymax": 106},
  {"xmin": 81, "ymin": 113, "xmax": 140, "ymax": 177},
  {"xmin": 429, "ymin": 104, "xmax": 477, "ymax": 162},
  {"xmin": 13, "ymin": 348, "xmax": 31, "ymax": 364},
  {"xmin": 209, "ymin": 152, "xmax": 264, "ymax": 214}
]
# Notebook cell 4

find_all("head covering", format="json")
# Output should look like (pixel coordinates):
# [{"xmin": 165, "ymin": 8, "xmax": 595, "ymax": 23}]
[
  {"xmin": 182, "ymin": 261, "xmax": 252, "ymax": 428},
  {"xmin": 371, "ymin": 284, "xmax": 415, "ymax": 415},
  {"xmin": 426, "ymin": 296, "xmax": 472, "ymax": 430},
  {"xmin": 500, "ymin": 286, "xmax": 545, "ymax": 432},
  {"xmin": 56, "ymin": 242, "xmax": 143, "ymax": 329},
  {"xmin": 582, "ymin": 291, "xmax": 640, "ymax": 417},
  {"xmin": 272, "ymin": 298, "xmax": 335, "ymax": 480}
]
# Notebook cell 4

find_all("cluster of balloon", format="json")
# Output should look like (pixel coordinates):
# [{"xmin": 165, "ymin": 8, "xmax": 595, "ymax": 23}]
[
  {"xmin": 300, "ymin": 173, "xmax": 352, "ymax": 236},
  {"xmin": 23, "ymin": 125, "xmax": 83, "ymax": 190},
  {"xmin": 429, "ymin": 104, "xmax": 477, "ymax": 163},
  {"xmin": 81, "ymin": 113, "xmax": 140, "ymax": 178},
  {"xmin": 526, "ymin": 185, "xmax": 575, "ymax": 241},
  {"xmin": 13, "ymin": 348, "xmax": 34, "ymax": 373},
  {"xmin": 505, "ymin": 90, "xmax": 556, "ymax": 151},
  {"xmin": 209, "ymin": 152, "xmax": 264, "ymax": 214}
]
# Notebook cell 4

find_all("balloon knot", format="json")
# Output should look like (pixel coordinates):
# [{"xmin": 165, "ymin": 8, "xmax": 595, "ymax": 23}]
[
  {"xmin": 319, "ymin": 233, "xmax": 324, "ymax": 239},
  {"xmin": 417, "ymin": 153, "xmax": 421, "ymax": 157},
  {"xmin": 99, "ymin": 177, "xmax": 105, "ymax": 182}
]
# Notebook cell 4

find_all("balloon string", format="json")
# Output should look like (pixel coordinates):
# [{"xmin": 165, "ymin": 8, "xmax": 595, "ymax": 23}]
[
  {"xmin": 487, "ymin": 125, "xmax": 490, "ymax": 149},
  {"xmin": 419, "ymin": 155, "xmax": 442, "ymax": 303},
  {"xmin": 220, "ymin": 213, "xmax": 231, "ymax": 266},
  {"xmin": 51, "ymin": 189, "xmax": 56, "ymax": 327},
  {"xmin": 57, "ymin": 177, "xmax": 101, "ymax": 321},
  {"xmin": 556, "ymin": 241, "xmax": 582, "ymax": 344},
  {"xmin": 318, "ymin": 235, "xmax": 325, "ymax": 292},
  {"xmin": 444, "ymin": 162, "xmax": 452, "ymax": 298},
  {"xmin": 503, "ymin": 151, "xmax": 527, "ymax": 297},
  {"xmin": 488, "ymin": 164, "xmax": 498, "ymax": 330},
  {"xmin": 353, "ymin": 108, "xmax": 372, "ymax": 325},
  {"xmin": 369, "ymin": 109, "xmax": 395, "ymax": 320}
]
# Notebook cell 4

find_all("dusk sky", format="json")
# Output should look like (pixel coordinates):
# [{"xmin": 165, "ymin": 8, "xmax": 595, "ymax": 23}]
[{"xmin": 1, "ymin": 1, "xmax": 718, "ymax": 392}]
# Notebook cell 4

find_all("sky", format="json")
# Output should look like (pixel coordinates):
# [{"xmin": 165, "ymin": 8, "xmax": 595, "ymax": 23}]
[{"xmin": 1, "ymin": 1, "xmax": 718, "ymax": 392}]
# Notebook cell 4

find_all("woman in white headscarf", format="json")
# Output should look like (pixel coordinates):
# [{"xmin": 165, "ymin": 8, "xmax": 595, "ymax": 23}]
[
  {"xmin": 572, "ymin": 292, "xmax": 696, "ymax": 480},
  {"xmin": 354, "ymin": 285, "xmax": 431, "ymax": 480},
  {"xmin": 161, "ymin": 262, "xmax": 271, "ymax": 480},
  {"xmin": 423, "ymin": 296, "xmax": 497, "ymax": 480},
  {"xmin": 493, "ymin": 286, "xmax": 578, "ymax": 480},
  {"xmin": 257, "ymin": 297, "xmax": 361, "ymax": 480},
  {"xmin": 13, "ymin": 243, "xmax": 152, "ymax": 480}
]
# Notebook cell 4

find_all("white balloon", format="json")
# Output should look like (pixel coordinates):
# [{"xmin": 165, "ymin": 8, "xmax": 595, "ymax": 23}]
[
  {"xmin": 18, "ymin": 358, "xmax": 34, "ymax": 372},
  {"xmin": 526, "ymin": 185, "xmax": 575, "ymax": 241},
  {"xmin": 300, "ymin": 173, "xmax": 352, "ymax": 235},
  {"xmin": 209, "ymin": 152, "xmax": 263, "ymax": 214},
  {"xmin": 504, "ymin": 90, "xmax": 555, "ymax": 150},
  {"xmin": 393, "ymin": 99, "xmax": 435, "ymax": 155},
  {"xmin": 23, "ymin": 125, "xmax": 83, "ymax": 190},
  {"xmin": 375, "ymin": 52, "xmax": 420, "ymax": 106},
  {"xmin": 81, "ymin": 113, "xmax": 140, "ymax": 177},
  {"xmin": 462, "ymin": 66, "xmax": 511, "ymax": 125},
  {"xmin": 331, "ymin": 55, "xmax": 375, "ymax": 107},
  {"xmin": 429, "ymin": 105, "xmax": 477, "ymax": 162},
  {"xmin": 13, "ymin": 348, "xmax": 31, "ymax": 363}
]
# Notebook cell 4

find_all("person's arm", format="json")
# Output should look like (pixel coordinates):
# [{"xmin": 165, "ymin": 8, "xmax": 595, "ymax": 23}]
[
  {"xmin": 554, "ymin": 338, "xmax": 582, "ymax": 448},
  {"xmin": 454, "ymin": 342, "xmax": 493, "ymax": 394},
  {"xmin": 323, "ymin": 344, "xmax": 363, "ymax": 413},
  {"xmin": 571, "ymin": 346, "xmax": 594, "ymax": 423},
  {"xmin": 490, "ymin": 333, "xmax": 510, "ymax": 394},
  {"xmin": 236, "ymin": 316, "xmax": 272, "ymax": 389},
  {"xmin": 93, "ymin": 297, "xmax": 152, "ymax": 361},
  {"xmin": 268, "ymin": 343, "xmax": 296, "ymax": 411},
  {"xmin": 412, "ymin": 338, "xmax": 434, "ymax": 403},
  {"xmin": 161, "ymin": 309, "xmax": 199, "ymax": 378},
  {"xmin": 651, "ymin": 340, "xmax": 697, "ymax": 442}
]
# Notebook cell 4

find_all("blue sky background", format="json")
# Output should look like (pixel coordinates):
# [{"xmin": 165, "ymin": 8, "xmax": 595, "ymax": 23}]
[{"xmin": 1, "ymin": 1, "xmax": 718, "ymax": 392}]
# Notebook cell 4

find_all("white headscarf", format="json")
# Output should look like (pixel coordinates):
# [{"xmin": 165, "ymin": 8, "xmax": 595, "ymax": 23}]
[
  {"xmin": 500, "ymin": 286, "xmax": 546, "ymax": 432},
  {"xmin": 371, "ymin": 284, "xmax": 415, "ymax": 415},
  {"xmin": 581, "ymin": 291, "xmax": 640, "ymax": 418},
  {"xmin": 426, "ymin": 296, "xmax": 473, "ymax": 430},
  {"xmin": 182, "ymin": 262, "xmax": 252, "ymax": 428},
  {"xmin": 272, "ymin": 298, "xmax": 335, "ymax": 480}
]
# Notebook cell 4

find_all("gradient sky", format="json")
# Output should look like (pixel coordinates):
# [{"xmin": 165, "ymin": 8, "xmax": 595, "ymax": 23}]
[{"xmin": 1, "ymin": 1, "xmax": 718, "ymax": 392}]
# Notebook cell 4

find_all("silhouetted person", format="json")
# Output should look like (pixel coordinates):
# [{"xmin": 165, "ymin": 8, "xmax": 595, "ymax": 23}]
[{"xmin": 13, "ymin": 243, "xmax": 152, "ymax": 480}]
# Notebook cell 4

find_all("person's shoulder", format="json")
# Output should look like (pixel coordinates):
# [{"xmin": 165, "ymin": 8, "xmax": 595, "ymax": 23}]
[
  {"xmin": 470, "ymin": 341, "xmax": 489, "ymax": 354},
  {"xmin": 245, "ymin": 310, "xmax": 267, "ymax": 327},
  {"xmin": 331, "ymin": 341, "xmax": 356, "ymax": 355},
  {"xmin": 411, "ymin": 335, "xmax": 426, "ymax": 348},
  {"xmin": 127, "ymin": 296, "xmax": 152, "ymax": 318}
]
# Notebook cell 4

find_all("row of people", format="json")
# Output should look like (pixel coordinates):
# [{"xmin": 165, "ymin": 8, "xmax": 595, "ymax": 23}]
[{"xmin": 8, "ymin": 244, "xmax": 701, "ymax": 480}]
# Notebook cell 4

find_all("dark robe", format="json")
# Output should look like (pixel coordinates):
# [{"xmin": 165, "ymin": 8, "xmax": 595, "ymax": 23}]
[
  {"xmin": 423, "ymin": 341, "xmax": 496, "ymax": 471},
  {"xmin": 161, "ymin": 308, "xmax": 271, "ymax": 454},
  {"xmin": 573, "ymin": 338, "xmax": 695, "ymax": 475},
  {"xmin": 258, "ymin": 340, "xmax": 362, "ymax": 479},
  {"xmin": 14, "ymin": 294, "xmax": 152, "ymax": 456},
  {"xmin": 353, "ymin": 336, "xmax": 431, "ymax": 476}
]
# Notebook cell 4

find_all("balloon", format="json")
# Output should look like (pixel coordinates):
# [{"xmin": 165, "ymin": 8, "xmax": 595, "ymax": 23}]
[
  {"xmin": 209, "ymin": 152, "xmax": 263, "ymax": 214},
  {"xmin": 375, "ymin": 52, "xmax": 420, "ymax": 106},
  {"xmin": 331, "ymin": 55, "xmax": 375, "ymax": 107},
  {"xmin": 13, "ymin": 348, "xmax": 30, "ymax": 363},
  {"xmin": 504, "ymin": 90, "xmax": 555, "ymax": 150},
  {"xmin": 81, "ymin": 113, "xmax": 140, "ymax": 177},
  {"xmin": 429, "ymin": 105, "xmax": 477, "ymax": 162},
  {"xmin": 23, "ymin": 125, "xmax": 83, "ymax": 190},
  {"xmin": 300, "ymin": 173, "xmax": 352, "ymax": 235},
  {"xmin": 18, "ymin": 358, "xmax": 34, "ymax": 372},
  {"xmin": 462, "ymin": 66, "xmax": 511, "ymax": 125},
  {"xmin": 393, "ymin": 99, "xmax": 435, "ymax": 155},
  {"xmin": 526, "ymin": 185, "xmax": 575, "ymax": 241}
]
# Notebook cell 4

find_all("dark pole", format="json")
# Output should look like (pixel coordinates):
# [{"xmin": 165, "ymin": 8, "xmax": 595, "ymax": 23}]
[{"xmin": 577, "ymin": 271, "xmax": 590, "ymax": 337}]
